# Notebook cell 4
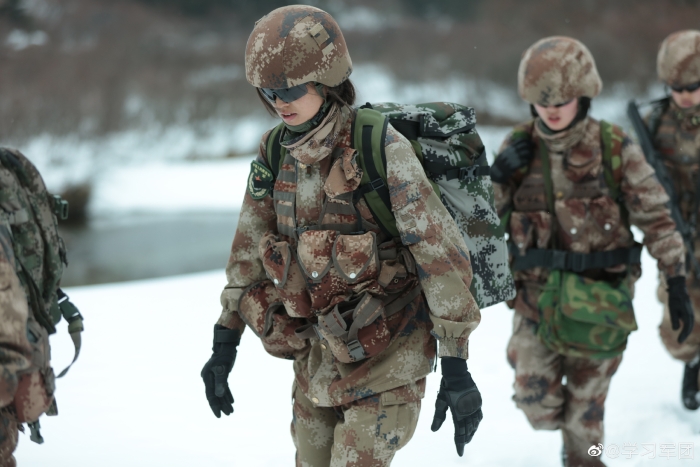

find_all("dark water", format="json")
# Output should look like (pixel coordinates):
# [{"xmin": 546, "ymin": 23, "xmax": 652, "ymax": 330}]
[{"xmin": 58, "ymin": 212, "xmax": 239, "ymax": 286}]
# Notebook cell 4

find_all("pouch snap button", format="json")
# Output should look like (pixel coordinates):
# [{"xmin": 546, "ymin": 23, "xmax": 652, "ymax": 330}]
[
  {"xmin": 312, "ymin": 271, "xmax": 319, "ymax": 278},
  {"xmin": 349, "ymin": 272, "xmax": 356, "ymax": 279},
  {"xmin": 570, "ymin": 227, "xmax": 577, "ymax": 235},
  {"xmin": 604, "ymin": 223, "xmax": 611, "ymax": 231}
]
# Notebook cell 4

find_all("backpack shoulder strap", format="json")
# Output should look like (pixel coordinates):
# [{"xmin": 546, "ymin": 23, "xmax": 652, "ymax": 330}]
[
  {"xmin": 265, "ymin": 123, "xmax": 286, "ymax": 179},
  {"xmin": 352, "ymin": 107, "xmax": 398, "ymax": 238},
  {"xmin": 599, "ymin": 120, "xmax": 625, "ymax": 200}
]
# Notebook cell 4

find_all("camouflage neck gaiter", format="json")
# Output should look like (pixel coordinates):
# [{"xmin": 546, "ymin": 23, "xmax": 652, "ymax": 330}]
[
  {"xmin": 670, "ymin": 99, "xmax": 700, "ymax": 131},
  {"xmin": 281, "ymin": 104, "xmax": 350, "ymax": 165},
  {"xmin": 535, "ymin": 116, "xmax": 588, "ymax": 153}
]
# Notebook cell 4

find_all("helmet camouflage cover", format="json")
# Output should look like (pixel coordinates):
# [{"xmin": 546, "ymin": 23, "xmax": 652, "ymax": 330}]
[
  {"xmin": 657, "ymin": 30, "xmax": 700, "ymax": 87},
  {"xmin": 245, "ymin": 5, "xmax": 352, "ymax": 89},
  {"xmin": 518, "ymin": 36, "xmax": 602, "ymax": 106}
]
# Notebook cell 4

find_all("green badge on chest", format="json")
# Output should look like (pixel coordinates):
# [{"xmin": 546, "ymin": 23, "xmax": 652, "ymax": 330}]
[{"xmin": 247, "ymin": 160, "xmax": 274, "ymax": 200}]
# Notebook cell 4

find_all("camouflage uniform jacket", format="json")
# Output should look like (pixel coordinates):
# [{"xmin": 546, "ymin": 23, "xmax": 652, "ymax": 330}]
[
  {"xmin": 0, "ymin": 224, "xmax": 32, "ymax": 410},
  {"xmin": 649, "ymin": 100, "xmax": 700, "ymax": 266},
  {"xmin": 494, "ymin": 116, "xmax": 685, "ymax": 322},
  {"xmin": 219, "ymin": 105, "xmax": 481, "ymax": 406}
]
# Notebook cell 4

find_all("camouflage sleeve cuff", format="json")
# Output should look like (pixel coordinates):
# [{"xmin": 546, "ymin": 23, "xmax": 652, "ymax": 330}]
[
  {"xmin": 216, "ymin": 309, "xmax": 244, "ymax": 330},
  {"xmin": 218, "ymin": 287, "xmax": 248, "ymax": 329},
  {"xmin": 430, "ymin": 315, "xmax": 477, "ymax": 359},
  {"xmin": 220, "ymin": 287, "xmax": 245, "ymax": 312},
  {"xmin": 662, "ymin": 261, "xmax": 686, "ymax": 280},
  {"xmin": 437, "ymin": 337, "xmax": 469, "ymax": 359}
]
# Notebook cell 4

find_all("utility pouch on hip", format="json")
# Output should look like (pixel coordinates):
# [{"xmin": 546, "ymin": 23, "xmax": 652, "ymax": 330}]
[{"xmin": 536, "ymin": 270, "xmax": 637, "ymax": 359}]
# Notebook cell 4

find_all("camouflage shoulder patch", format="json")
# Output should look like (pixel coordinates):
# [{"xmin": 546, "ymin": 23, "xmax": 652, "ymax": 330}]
[{"xmin": 247, "ymin": 160, "xmax": 274, "ymax": 200}]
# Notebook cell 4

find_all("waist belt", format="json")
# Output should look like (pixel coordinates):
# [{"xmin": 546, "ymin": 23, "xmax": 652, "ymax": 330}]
[{"xmin": 510, "ymin": 242, "xmax": 643, "ymax": 272}]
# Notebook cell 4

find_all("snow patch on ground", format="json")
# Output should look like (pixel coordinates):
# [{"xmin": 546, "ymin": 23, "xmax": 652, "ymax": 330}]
[{"xmin": 15, "ymin": 249, "xmax": 700, "ymax": 466}]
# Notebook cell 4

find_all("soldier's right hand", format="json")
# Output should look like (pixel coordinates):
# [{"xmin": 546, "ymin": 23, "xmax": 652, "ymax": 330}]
[
  {"xmin": 667, "ymin": 276, "xmax": 695, "ymax": 344},
  {"xmin": 490, "ymin": 138, "xmax": 534, "ymax": 184},
  {"xmin": 201, "ymin": 325, "xmax": 240, "ymax": 418}
]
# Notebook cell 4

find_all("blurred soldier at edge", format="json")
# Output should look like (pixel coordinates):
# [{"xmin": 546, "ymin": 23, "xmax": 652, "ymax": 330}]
[
  {"xmin": 0, "ymin": 148, "xmax": 83, "ymax": 466},
  {"xmin": 645, "ymin": 30, "xmax": 700, "ymax": 410},
  {"xmin": 201, "ymin": 5, "xmax": 485, "ymax": 465},
  {"xmin": 492, "ymin": 37, "xmax": 690, "ymax": 466},
  {"xmin": 0, "ymin": 224, "xmax": 32, "ymax": 465}
]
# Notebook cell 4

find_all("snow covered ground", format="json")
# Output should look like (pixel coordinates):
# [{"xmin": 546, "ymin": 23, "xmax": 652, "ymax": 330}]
[{"xmin": 14, "ymin": 249, "xmax": 700, "ymax": 466}]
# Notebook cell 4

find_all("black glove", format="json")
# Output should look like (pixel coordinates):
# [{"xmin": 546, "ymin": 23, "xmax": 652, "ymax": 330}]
[
  {"xmin": 490, "ymin": 138, "xmax": 534, "ymax": 184},
  {"xmin": 668, "ymin": 276, "xmax": 695, "ymax": 344},
  {"xmin": 201, "ymin": 325, "xmax": 240, "ymax": 418},
  {"xmin": 431, "ymin": 357, "xmax": 483, "ymax": 456}
]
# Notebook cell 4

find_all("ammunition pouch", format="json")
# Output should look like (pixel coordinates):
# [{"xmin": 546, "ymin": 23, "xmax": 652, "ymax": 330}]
[{"xmin": 238, "ymin": 280, "xmax": 309, "ymax": 360}]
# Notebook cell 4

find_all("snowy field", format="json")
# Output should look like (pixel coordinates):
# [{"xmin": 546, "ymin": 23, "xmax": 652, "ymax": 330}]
[{"xmin": 14, "ymin": 249, "xmax": 700, "ymax": 466}]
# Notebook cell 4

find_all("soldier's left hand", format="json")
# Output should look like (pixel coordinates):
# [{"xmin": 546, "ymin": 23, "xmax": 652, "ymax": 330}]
[
  {"xmin": 668, "ymin": 276, "xmax": 695, "ymax": 343},
  {"xmin": 431, "ymin": 357, "xmax": 483, "ymax": 456}
]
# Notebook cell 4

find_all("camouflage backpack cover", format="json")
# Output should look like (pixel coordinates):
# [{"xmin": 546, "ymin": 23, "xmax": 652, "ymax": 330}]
[
  {"xmin": 0, "ymin": 148, "xmax": 83, "ymax": 443},
  {"xmin": 264, "ymin": 102, "xmax": 515, "ymax": 309},
  {"xmin": 507, "ymin": 120, "xmax": 639, "ymax": 358}
]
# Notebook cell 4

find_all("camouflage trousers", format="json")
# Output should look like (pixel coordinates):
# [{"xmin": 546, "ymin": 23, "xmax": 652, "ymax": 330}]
[
  {"xmin": 657, "ymin": 274, "xmax": 700, "ymax": 363},
  {"xmin": 291, "ymin": 383, "xmax": 421, "ymax": 467},
  {"xmin": 0, "ymin": 413, "xmax": 18, "ymax": 467},
  {"xmin": 507, "ymin": 313, "xmax": 622, "ymax": 467}
]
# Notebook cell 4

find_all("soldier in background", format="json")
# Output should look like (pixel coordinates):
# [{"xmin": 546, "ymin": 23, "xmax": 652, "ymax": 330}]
[
  {"xmin": 491, "ymin": 36, "xmax": 692, "ymax": 466},
  {"xmin": 0, "ymin": 224, "xmax": 33, "ymax": 466},
  {"xmin": 200, "ymin": 5, "xmax": 484, "ymax": 466},
  {"xmin": 0, "ymin": 147, "xmax": 82, "ymax": 467},
  {"xmin": 648, "ymin": 30, "xmax": 700, "ymax": 410}
]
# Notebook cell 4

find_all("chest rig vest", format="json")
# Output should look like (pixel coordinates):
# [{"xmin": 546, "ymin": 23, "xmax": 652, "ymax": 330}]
[
  {"xmin": 259, "ymin": 127, "xmax": 421, "ymax": 363},
  {"xmin": 505, "ymin": 119, "xmax": 642, "ymax": 274}
]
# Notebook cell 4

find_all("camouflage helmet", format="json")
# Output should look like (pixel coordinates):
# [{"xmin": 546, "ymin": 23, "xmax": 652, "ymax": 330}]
[
  {"xmin": 518, "ymin": 36, "xmax": 602, "ymax": 106},
  {"xmin": 657, "ymin": 30, "xmax": 700, "ymax": 87},
  {"xmin": 245, "ymin": 5, "xmax": 352, "ymax": 89}
]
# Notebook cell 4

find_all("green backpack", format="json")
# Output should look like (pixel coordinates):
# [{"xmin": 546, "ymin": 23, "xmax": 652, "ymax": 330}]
[
  {"xmin": 505, "ymin": 120, "xmax": 640, "ymax": 358},
  {"xmin": 263, "ymin": 102, "xmax": 515, "ymax": 309}
]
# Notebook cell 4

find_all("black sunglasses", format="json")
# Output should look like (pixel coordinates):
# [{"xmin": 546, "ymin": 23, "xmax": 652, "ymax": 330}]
[
  {"xmin": 260, "ymin": 83, "xmax": 309, "ymax": 103},
  {"xmin": 554, "ymin": 99, "xmax": 575, "ymax": 108},
  {"xmin": 670, "ymin": 82, "xmax": 700, "ymax": 93}
]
